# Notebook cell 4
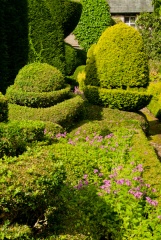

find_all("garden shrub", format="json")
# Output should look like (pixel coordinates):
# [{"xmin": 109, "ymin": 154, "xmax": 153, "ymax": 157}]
[
  {"xmin": 0, "ymin": 146, "xmax": 65, "ymax": 226},
  {"xmin": 74, "ymin": 0, "xmax": 112, "ymax": 51},
  {"xmin": 147, "ymin": 82, "xmax": 161, "ymax": 119},
  {"xmin": 11, "ymin": 63, "xmax": 65, "ymax": 92},
  {"xmin": 0, "ymin": 0, "xmax": 82, "ymax": 92},
  {"xmin": 65, "ymin": 43, "xmax": 86, "ymax": 76},
  {"xmin": 91, "ymin": 22, "xmax": 149, "ymax": 89},
  {"xmin": 136, "ymin": 13, "xmax": 161, "ymax": 61},
  {"xmin": 0, "ymin": 120, "xmax": 45, "ymax": 157},
  {"xmin": 0, "ymin": 92, "xmax": 8, "ymax": 122},
  {"xmin": 6, "ymin": 84, "xmax": 71, "ymax": 108},
  {"xmin": 73, "ymin": 65, "xmax": 86, "ymax": 81},
  {"xmin": 83, "ymin": 86, "xmax": 152, "ymax": 111},
  {"xmin": 0, "ymin": 223, "xmax": 32, "ymax": 240},
  {"xmin": 8, "ymin": 96, "xmax": 85, "ymax": 130}
]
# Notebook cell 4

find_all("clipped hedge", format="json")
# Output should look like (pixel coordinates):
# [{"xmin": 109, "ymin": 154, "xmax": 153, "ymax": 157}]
[
  {"xmin": 12, "ymin": 63, "xmax": 65, "ymax": 92},
  {"xmin": 74, "ymin": 0, "xmax": 112, "ymax": 51},
  {"xmin": 0, "ymin": 146, "xmax": 65, "ymax": 226},
  {"xmin": 62, "ymin": 0, "xmax": 82, "ymax": 38},
  {"xmin": 83, "ymin": 86, "xmax": 152, "ymax": 111},
  {"xmin": 147, "ymin": 82, "xmax": 161, "ymax": 119},
  {"xmin": 0, "ymin": 120, "xmax": 45, "ymax": 157},
  {"xmin": 0, "ymin": 92, "xmax": 8, "ymax": 122},
  {"xmin": 8, "ymin": 96, "xmax": 85, "ymax": 129},
  {"xmin": 87, "ymin": 22, "xmax": 149, "ymax": 89},
  {"xmin": 6, "ymin": 84, "xmax": 71, "ymax": 108},
  {"xmin": 65, "ymin": 43, "xmax": 86, "ymax": 76}
]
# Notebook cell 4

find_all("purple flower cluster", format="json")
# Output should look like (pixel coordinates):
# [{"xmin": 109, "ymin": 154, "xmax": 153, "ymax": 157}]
[
  {"xmin": 74, "ymin": 175, "xmax": 89, "ymax": 190},
  {"xmin": 56, "ymin": 132, "xmax": 67, "ymax": 139},
  {"xmin": 146, "ymin": 197, "xmax": 158, "ymax": 206},
  {"xmin": 132, "ymin": 164, "xmax": 143, "ymax": 172}
]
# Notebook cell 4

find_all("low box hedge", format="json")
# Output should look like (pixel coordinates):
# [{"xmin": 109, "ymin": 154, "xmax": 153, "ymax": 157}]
[
  {"xmin": 83, "ymin": 86, "xmax": 152, "ymax": 111},
  {"xmin": 6, "ymin": 85, "xmax": 71, "ymax": 108},
  {"xmin": 0, "ymin": 92, "xmax": 8, "ymax": 122},
  {"xmin": 8, "ymin": 95, "xmax": 85, "ymax": 129}
]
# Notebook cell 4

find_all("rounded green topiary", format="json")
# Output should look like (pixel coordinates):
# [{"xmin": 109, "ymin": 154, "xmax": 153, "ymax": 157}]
[
  {"xmin": 86, "ymin": 22, "xmax": 149, "ymax": 89},
  {"xmin": 14, "ymin": 62, "xmax": 65, "ymax": 92}
]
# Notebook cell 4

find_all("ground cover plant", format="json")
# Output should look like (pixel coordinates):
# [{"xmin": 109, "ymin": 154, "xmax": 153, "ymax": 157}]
[{"xmin": 1, "ymin": 101, "xmax": 161, "ymax": 239}]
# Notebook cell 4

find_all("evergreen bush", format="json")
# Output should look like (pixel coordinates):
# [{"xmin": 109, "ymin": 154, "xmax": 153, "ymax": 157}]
[
  {"xmin": 74, "ymin": 0, "xmax": 112, "ymax": 51},
  {"xmin": 92, "ymin": 23, "xmax": 149, "ymax": 89},
  {"xmin": 0, "ymin": 92, "xmax": 8, "ymax": 122},
  {"xmin": 13, "ymin": 63, "xmax": 65, "ymax": 92},
  {"xmin": 136, "ymin": 13, "xmax": 161, "ymax": 61},
  {"xmin": 8, "ymin": 96, "xmax": 85, "ymax": 130},
  {"xmin": 0, "ymin": 146, "xmax": 65, "ymax": 226},
  {"xmin": 83, "ymin": 86, "xmax": 152, "ymax": 111},
  {"xmin": 0, "ymin": 120, "xmax": 45, "ymax": 157},
  {"xmin": 65, "ymin": 43, "xmax": 86, "ymax": 76}
]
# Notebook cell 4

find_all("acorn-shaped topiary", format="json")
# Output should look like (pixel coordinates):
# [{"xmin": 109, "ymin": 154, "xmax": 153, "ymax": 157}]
[
  {"xmin": 6, "ymin": 62, "xmax": 71, "ymax": 108},
  {"xmin": 83, "ymin": 23, "xmax": 152, "ymax": 111}
]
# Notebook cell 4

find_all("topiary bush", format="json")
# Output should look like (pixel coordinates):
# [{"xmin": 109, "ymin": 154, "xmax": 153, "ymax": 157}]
[
  {"xmin": 82, "ymin": 23, "xmax": 151, "ymax": 111},
  {"xmin": 11, "ymin": 62, "xmax": 65, "ymax": 92},
  {"xmin": 83, "ymin": 86, "xmax": 152, "ymax": 111},
  {"xmin": 6, "ymin": 84, "xmax": 71, "ymax": 108},
  {"xmin": 8, "ymin": 96, "xmax": 85, "ymax": 130},
  {"xmin": 90, "ymin": 22, "xmax": 149, "ymax": 89},
  {"xmin": 74, "ymin": 0, "xmax": 112, "ymax": 51},
  {"xmin": 6, "ymin": 63, "xmax": 71, "ymax": 108},
  {"xmin": 0, "ymin": 92, "xmax": 8, "ymax": 122}
]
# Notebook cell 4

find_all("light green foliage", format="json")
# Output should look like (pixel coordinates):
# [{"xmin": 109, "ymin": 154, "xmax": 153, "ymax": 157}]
[
  {"xmin": 8, "ymin": 96, "xmax": 85, "ymax": 130},
  {"xmin": 6, "ymin": 84, "xmax": 71, "ymax": 108},
  {"xmin": 6, "ymin": 63, "xmax": 71, "ymax": 108},
  {"xmin": 147, "ymin": 82, "xmax": 161, "ymax": 119},
  {"xmin": 83, "ymin": 86, "xmax": 152, "ymax": 111},
  {"xmin": 93, "ymin": 22, "xmax": 149, "ymax": 89},
  {"xmin": 0, "ymin": 146, "xmax": 65, "ymax": 227},
  {"xmin": 136, "ymin": 13, "xmax": 161, "ymax": 61},
  {"xmin": 0, "ymin": 92, "xmax": 8, "ymax": 122},
  {"xmin": 74, "ymin": 0, "xmax": 112, "ymax": 51},
  {"xmin": 12, "ymin": 63, "xmax": 65, "ymax": 92},
  {"xmin": 0, "ymin": 223, "xmax": 32, "ymax": 240}
]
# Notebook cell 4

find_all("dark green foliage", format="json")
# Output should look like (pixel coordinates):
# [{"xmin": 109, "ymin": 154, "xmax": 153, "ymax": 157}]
[
  {"xmin": 6, "ymin": 85, "xmax": 71, "ymax": 108},
  {"xmin": 8, "ymin": 96, "xmax": 85, "ymax": 130},
  {"xmin": 0, "ymin": 120, "xmax": 45, "ymax": 157},
  {"xmin": 136, "ymin": 13, "xmax": 161, "ymax": 61},
  {"xmin": 13, "ymin": 62, "xmax": 65, "ymax": 93},
  {"xmin": 65, "ymin": 43, "xmax": 86, "ymax": 76},
  {"xmin": 0, "ymin": 146, "xmax": 65, "ymax": 226},
  {"xmin": 0, "ymin": 0, "xmax": 82, "ymax": 92},
  {"xmin": 92, "ymin": 23, "xmax": 149, "ymax": 89},
  {"xmin": 83, "ymin": 86, "xmax": 152, "ymax": 111},
  {"xmin": 0, "ymin": 92, "xmax": 8, "ymax": 122},
  {"xmin": 74, "ymin": 0, "xmax": 112, "ymax": 51},
  {"xmin": 27, "ymin": 0, "xmax": 65, "ymax": 72},
  {"xmin": 62, "ymin": 0, "xmax": 82, "ymax": 38},
  {"xmin": 0, "ymin": 0, "xmax": 28, "ymax": 93}
]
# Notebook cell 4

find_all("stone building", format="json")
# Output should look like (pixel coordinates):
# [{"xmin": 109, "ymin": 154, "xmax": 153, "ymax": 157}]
[{"xmin": 108, "ymin": 0, "xmax": 153, "ymax": 27}]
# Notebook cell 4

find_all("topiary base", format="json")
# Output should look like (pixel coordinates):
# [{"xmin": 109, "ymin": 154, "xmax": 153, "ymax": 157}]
[{"xmin": 83, "ymin": 86, "xmax": 152, "ymax": 111}]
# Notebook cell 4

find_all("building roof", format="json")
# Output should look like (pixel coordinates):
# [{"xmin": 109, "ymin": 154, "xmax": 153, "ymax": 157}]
[{"xmin": 108, "ymin": 0, "xmax": 153, "ymax": 13}]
